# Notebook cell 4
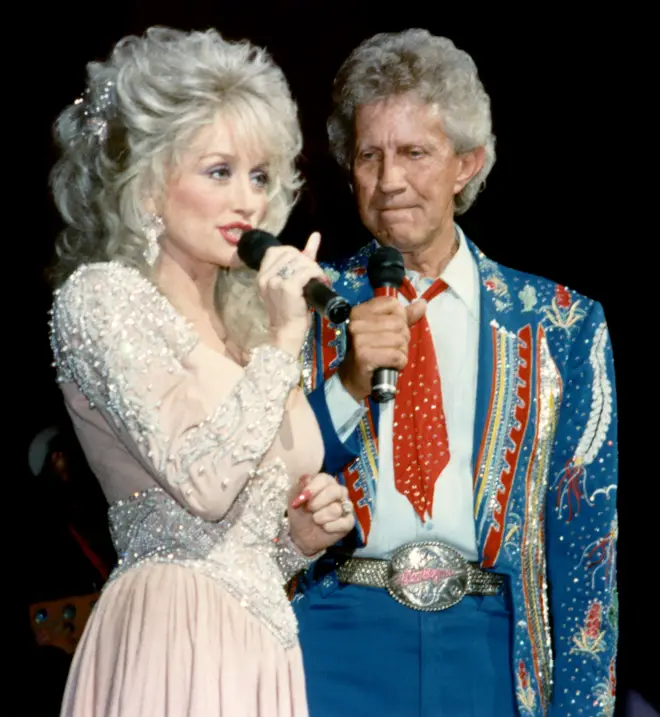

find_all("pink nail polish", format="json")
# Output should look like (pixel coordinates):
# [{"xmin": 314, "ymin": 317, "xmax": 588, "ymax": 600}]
[{"xmin": 291, "ymin": 488, "xmax": 312, "ymax": 509}]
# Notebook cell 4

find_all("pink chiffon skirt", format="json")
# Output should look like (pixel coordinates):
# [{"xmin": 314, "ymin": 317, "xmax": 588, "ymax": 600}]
[{"xmin": 59, "ymin": 562, "xmax": 309, "ymax": 717}]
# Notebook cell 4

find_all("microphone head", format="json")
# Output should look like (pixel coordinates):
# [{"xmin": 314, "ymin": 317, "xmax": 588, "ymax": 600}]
[
  {"xmin": 237, "ymin": 229, "xmax": 280, "ymax": 270},
  {"xmin": 367, "ymin": 246, "xmax": 405, "ymax": 289}
]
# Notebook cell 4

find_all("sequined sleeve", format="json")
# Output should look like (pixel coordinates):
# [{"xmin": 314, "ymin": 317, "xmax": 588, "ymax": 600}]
[
  {"xmin": 274, "ymin": 516, "xmax": 323, "ymax": 581},
  {"xmin": 545, "ymin": 301, "xmax": 618, "ymax": 716},
  {"xmin": 50, "ymin": 262, "xmax": 301, "ymax": 521}
]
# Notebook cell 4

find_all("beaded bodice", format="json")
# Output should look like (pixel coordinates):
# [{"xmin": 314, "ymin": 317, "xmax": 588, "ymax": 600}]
[{"xmin": 108, "ymin": 460, "xmax": 306, "ymax": 647}]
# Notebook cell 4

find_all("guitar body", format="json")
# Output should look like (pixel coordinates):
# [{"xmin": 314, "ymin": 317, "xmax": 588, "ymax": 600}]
[{"xmin": 30, "ymin": 592, "xmax": 99, "ymax": 655}]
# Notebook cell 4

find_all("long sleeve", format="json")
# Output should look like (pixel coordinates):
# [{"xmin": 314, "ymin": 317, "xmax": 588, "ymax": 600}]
[
  {"xmin": 50, "ymin": 263, "xmax": 301, "ymax": 522},
  {"xmin": 323, "ymin": 373, "xmax": 367, "ymax": 442},
  {"xmin": 546, "ymin": 301, "xmax": 618, "ymax": 716},
  {"xmin": 274, "ymin": 516, "xmax": 323, "ymax": 582},
  {"xmin": 306, "ymin": 374, "xmax": 364, "ymax": 475}
]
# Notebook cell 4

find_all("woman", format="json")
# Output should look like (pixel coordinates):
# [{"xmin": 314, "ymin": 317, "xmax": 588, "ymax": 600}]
[{"xmin": 48, "ymin": 26, "xmax": 355, "ymax": 717}]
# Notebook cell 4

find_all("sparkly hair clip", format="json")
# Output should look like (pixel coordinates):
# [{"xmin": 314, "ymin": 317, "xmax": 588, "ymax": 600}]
[{"xmin": 73, "ymin": 79, "xmax": 117, "ymax": 143}]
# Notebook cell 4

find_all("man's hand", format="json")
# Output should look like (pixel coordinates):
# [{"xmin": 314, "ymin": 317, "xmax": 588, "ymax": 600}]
[{"xmin": 338, "ymin": 296, "xmax": 427, "ymax": 401}]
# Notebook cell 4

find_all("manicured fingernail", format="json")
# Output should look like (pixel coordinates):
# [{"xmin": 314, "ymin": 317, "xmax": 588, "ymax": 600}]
[{"xmin": 291, "ymin": 488, "xmax": 312, "ymax": 509}]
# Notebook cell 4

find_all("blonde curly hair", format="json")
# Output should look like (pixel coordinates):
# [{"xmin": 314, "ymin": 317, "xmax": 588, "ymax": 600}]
[{"xmin": 50, "ymin": 26, "xmax": 303, "ymax": 352}]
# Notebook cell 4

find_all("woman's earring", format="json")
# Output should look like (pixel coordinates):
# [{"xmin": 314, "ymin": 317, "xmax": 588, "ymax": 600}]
[{"xmin": 143, "ymin": 214, "xmax": 164, "ymax": 267}]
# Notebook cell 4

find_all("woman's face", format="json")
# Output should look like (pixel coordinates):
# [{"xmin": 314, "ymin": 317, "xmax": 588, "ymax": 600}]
[{"xmin": 159, "ymin": 116, "xmax": 271, "ymax": 270}]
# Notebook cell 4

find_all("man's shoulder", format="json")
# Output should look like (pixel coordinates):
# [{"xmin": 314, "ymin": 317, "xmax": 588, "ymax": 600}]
[
  {"xmin": 320, "ymin": 242, "xmax": 375, "ymax": 273},
  {"xmin": 318, "ymin": 243, "xmax": 376, "ymax": 300},
  {"xmin": 472, "ymin": 243, "xmax": 601, "ymax": 318},
  {"xmin": 474, "ymin": 251, "xmax": 611, "ymax": 377}
]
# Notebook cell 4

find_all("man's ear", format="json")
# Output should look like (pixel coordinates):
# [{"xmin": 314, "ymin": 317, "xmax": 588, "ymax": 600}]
[{"xmin": 453, "ymin": 145, "xmax": 486, "ymax": 195}]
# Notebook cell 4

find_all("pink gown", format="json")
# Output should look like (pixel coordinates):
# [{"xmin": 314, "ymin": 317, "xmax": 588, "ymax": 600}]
[{"xmin": 49, "ymin": 261, "xmax": 325, "ymax": 717}]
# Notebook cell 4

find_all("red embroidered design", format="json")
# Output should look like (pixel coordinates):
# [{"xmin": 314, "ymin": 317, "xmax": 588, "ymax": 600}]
[
  {"xmin": 571, "ymin": 599, "xmax": 606, "ymax": 658},
  {"xmin": 482, "ymin": 325, "xmax": 533, "ymax": 567},
  {"xmin": 516, "ymin": 660, "xmax": 536, "ymax": 714}
]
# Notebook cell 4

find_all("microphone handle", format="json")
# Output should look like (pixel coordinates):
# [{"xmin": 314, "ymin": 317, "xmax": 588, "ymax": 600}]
[
  {"xmin": 371, "ymin": 368, "xmax": 398, "ymax": 403},
  {"xmin": 303, "ymin": 280, "xmax": 352, "ymax": 324},
  {"xmin": 371, "ymin": 283, "xmax": 400, "ymax": 403}
]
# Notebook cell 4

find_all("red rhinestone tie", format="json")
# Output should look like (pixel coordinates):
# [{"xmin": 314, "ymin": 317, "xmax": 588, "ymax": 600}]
[{"xmin": 393, "ymin": 276, "xmax": 450, "ymax": 521}]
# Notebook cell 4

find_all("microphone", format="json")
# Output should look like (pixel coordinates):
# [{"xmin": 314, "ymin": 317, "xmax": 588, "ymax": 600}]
[
  {"xmin": 237, "ymin": 229, "xmax": 352, "ymax": 325},
  {"xmin": 367, "ymin": 246, "xmax": 406, "ymax": 403}
]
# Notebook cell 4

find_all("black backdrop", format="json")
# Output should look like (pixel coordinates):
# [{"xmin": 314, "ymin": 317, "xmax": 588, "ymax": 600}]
[{"xmin": 14, "ymin": 2, "xmax": 655, "ymax": 714}]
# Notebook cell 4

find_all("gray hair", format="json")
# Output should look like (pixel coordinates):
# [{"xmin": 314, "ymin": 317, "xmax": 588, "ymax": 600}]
[
  {"xmin": 327, "ymin": 29, "xmax": 496, "ymax": 214},
  {"xmin": 49, "ymin": 26, "xmax": 304, "ymax": 351}
]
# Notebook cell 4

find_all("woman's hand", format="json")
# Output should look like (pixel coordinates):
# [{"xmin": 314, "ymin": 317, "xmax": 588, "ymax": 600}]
[
  {"xmin": 286, "ymin": 473, "xmax": 355, "ymax": 557},
  {"xmin": 256, "ymin": 232, "xmax": 327, "ymax": 358}
]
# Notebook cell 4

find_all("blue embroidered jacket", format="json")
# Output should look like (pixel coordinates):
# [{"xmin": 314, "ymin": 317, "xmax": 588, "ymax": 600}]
[{"xmin": 300, "ymin": 236, "xmax": 618, "ymax": 717}]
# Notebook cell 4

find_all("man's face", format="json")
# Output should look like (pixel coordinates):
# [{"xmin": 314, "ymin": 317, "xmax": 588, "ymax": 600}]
[{"xmin": 352, "ymin": 94, "xmax": 477, "ymax": 256}]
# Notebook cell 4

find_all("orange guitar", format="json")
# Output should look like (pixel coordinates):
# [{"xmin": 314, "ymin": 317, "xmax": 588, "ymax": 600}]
[{"xmin": 29, "ymin": 592, "xmax": 99, "ymax": 655}]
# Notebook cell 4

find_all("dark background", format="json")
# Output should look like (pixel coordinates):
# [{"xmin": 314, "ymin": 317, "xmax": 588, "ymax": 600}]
[{"xmin": 12, "ymin": 2, "xmax": 654, "ymax": 715}]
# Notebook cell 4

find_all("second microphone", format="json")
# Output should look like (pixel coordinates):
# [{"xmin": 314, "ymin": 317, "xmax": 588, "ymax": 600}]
[{"xmin": 367, "ymin": 246, "xmax": 406, "ymax": 403}]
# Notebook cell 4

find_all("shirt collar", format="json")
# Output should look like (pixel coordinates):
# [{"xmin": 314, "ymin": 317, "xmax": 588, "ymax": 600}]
[{"xmin": 404, "ymin": 224, "xmax": 479, "ymax": 319}]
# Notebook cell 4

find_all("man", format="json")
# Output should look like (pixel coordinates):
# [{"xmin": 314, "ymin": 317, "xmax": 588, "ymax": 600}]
[{"xmin": 294, "ymin": 29, "xmax": 618, "ymax": 717}]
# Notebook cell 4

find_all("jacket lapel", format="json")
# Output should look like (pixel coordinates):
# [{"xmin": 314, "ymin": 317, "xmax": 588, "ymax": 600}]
[
  {"xmin": 470, "ymin": 241, "xmax": 501, "ymax": 562},
  {"xmin": 468, "ymin": 240, "xmax": 536, "ymax": 567}
]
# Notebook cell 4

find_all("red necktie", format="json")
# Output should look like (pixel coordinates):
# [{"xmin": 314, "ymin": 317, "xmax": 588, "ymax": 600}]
[{"xmin": 393, "ymin": 276, "xmax": 450, "ymax": 521}]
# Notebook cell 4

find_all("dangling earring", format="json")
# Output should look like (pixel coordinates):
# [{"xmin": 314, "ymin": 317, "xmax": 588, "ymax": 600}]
[{"xmin": 143, "ymin": 214, "xmax": 164, "ymax": 267}]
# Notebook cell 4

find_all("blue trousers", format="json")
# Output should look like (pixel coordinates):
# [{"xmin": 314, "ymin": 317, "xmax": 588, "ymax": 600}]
[{"xmin": 294, "ymin": 571, "xmax": 518, "ymax": 717}]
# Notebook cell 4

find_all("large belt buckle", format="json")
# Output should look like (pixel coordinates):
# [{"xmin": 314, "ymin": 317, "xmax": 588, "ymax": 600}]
[{"xmin": 386, "ymin": 541, "xmax": 468, "ymax": 611}]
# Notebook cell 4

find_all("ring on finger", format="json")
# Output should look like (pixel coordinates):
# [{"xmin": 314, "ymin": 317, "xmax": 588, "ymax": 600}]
[
  {"xmin": 276, "ymin": 263, "xmax": 295, "ymax": 280},
  {"xmin": 340, "ymin": 499, "xmax": 353, "ymax": 516}
]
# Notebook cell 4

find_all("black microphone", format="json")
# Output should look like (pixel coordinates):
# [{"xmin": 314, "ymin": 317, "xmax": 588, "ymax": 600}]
[
  {"xmin": 237, "ymin": 229, "xmax": 352, "ymax": 325},
  {"xmin": 367, "ymin": 246, "xmax": 406, "ymax": 403}
]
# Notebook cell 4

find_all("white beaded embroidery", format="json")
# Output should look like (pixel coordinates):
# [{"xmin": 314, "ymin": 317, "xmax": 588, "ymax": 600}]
[
  {"xmin": 50, "ymin": 261, "xmax": 312, "ymax": 647},
  {"xmin": 108, "ymin": 461, "xmax": 311, "ymax": 647}
]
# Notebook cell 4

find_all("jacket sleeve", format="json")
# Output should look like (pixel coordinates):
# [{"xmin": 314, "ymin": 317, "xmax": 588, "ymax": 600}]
[
  {"xmin": 306, "ymin": 375, "xmax": 364, "ymax": 474},
  {"xmin": 304, "ymin": 312, "xmax": 363, "ymax": 475},
  {"xmin": 546, "ymin": 300, "xmax": 618, "ymax": 716}
]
